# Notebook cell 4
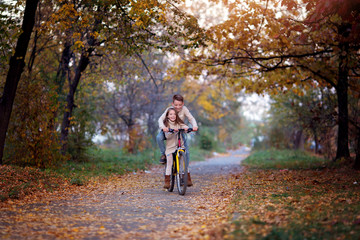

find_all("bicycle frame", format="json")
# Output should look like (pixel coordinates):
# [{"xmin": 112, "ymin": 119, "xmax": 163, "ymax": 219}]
[
  {"xmin": 166, "ymin": 128, "xmax": 194, "ymax": 195},
  {"xmin": 175, "ymin": 134, "xmax": 186, "ymax": 174}
]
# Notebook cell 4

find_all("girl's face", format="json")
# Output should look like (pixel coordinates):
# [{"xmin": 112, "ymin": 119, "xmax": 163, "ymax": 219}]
[{"xmin": 167, "ymin": 109, "xmax": 177, "ymax": 122}]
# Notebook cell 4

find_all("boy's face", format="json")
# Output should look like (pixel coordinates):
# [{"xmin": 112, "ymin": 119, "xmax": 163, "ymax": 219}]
[{"xmin": 172, "ymin": 100, "xmax": 184, "ymax": 113}]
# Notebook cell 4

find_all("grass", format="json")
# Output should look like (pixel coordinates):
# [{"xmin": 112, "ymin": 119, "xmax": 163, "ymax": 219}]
[
  {"xmin": 52, "ymin": 147, "xmax": 159, "ymax": 185},
  {"xmin": 190, "ymin": 145, "xmax": 213, "ymax": 162},
  {"xmin": 242, "ymin": 149, "xmax": 328, "ymax": 169},
  {"xmin": 55, "ymin": 145, "xmax": 209, "ymax": 181},
  {"xmin": 222, "ymin": 149, "xmax": 360, "ymax": 240}
]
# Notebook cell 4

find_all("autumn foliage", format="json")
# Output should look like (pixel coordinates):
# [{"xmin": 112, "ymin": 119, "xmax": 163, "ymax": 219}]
[
  {"xmin": 4, "ymin": 74, "xmax": 64, "ymax": 167},
  {"xmin": 176, "ymin": 0, "xmax": 360, "ymax": 163}
]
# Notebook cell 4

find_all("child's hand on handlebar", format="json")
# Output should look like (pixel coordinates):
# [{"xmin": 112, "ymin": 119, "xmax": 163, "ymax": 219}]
[
  {"xmin": 193, "ymin": 127, "xmax": 198, "ymax": 131},
  {"xmin": 162, "ymin": 127, "xmax": 169, "ymax": 132}
]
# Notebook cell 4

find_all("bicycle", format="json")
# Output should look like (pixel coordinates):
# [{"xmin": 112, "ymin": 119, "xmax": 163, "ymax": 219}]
[{"xmin": 165, "ymin": 128, "xmax": 195, "ymax": 195}]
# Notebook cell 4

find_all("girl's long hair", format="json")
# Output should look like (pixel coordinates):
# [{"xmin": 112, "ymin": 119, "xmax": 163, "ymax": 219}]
[{"xmin": 163, "ymin": 108, "xmax": 184, "ymax": 127}]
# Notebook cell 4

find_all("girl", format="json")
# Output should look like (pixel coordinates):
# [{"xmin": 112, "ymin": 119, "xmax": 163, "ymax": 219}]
[{"xmin": 163, "ymin": 107, "xmax": 189, "ymax": 188}]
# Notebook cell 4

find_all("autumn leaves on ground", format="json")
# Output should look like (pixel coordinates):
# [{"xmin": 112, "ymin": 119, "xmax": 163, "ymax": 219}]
[
  {"xmin": 1, "ymin": 148, "xmax": 360, "ymax": 239},
  {"xmin": 0, "ymin": 148, "xmax": 244, "ymax": 239}
]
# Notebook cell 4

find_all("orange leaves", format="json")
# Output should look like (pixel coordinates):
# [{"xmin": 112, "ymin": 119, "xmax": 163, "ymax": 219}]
[
  {"xmin": 227, "ymin": 166, "xmax": 360, "ymax": 239},
  {"xmin": 0, "ymin": 165, "xmax": 66, "ymax": 202},
  {"xmin": 0, "ymin": 163, "xmax": 238, "ymax": 239},
  {"xmin": 124, "ymin": 124, "xmax": 149, "ymax": 153}
]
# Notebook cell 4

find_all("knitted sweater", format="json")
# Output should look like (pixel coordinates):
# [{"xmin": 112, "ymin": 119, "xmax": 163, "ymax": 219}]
[{"xmin": 164, "ymin": 120, "xmax": 188, "ymax": 155}]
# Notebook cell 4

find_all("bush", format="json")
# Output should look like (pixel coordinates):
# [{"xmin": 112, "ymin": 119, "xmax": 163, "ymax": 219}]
[
  {"xmin": 4, "ymin": 75, "xmax": 64, "ymax": 168},
  {"xmin": 199, "ymin": 133, "xmax": 214, "ymax": 150}
]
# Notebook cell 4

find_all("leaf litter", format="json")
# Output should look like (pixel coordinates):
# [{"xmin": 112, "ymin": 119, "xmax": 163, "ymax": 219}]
[
  {"xmin": 3, "ymin": 152, "xmax": 357, "ymax": 239},
  {"xmin": 0, "ymin": 163, "xmax": 240, "ymax": 239}
]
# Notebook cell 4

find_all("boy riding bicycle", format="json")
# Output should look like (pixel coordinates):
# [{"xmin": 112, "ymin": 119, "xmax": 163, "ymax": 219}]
[{"xmin": 157, "ymin": 94, "xmax": 198, "ymax": 187}]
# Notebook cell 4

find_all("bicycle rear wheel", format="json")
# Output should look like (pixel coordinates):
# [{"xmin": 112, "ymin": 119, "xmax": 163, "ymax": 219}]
[{"xmin": 176, "ymin": 150, "xmax": 188, "ymax": 195}]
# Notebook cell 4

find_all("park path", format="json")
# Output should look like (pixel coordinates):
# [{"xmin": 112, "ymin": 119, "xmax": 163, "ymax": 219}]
[{"xmin": 0, "ymin": 147, "xmax": 249, "ymax": 240}]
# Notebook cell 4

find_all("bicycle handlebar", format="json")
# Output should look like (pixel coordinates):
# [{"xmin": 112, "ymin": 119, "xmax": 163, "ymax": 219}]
[{"xmin": 168, "ymin": 128, "xmax": 196, "ymax": 133}]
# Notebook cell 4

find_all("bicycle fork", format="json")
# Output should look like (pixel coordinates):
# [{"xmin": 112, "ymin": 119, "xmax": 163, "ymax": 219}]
[{"xmin": 175, "ymin": 149, "xmax": 185, "ymax": 173}]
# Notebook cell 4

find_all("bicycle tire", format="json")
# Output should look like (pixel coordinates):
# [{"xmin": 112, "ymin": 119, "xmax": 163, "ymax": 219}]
[{"xmin": 176, "ymin": 150, "xmax": 188, "ymax": 195}]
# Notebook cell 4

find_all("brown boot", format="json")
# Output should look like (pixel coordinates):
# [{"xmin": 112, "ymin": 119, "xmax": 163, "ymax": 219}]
[
  {"xmin": 163, "ymin": 175, "xmax": 170, "ymax": 188},
  {"xmin": 187, "ymin": 173, "xmax": 193, "ymax": 187}
]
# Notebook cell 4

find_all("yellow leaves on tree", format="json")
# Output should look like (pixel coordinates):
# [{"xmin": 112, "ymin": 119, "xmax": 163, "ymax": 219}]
[
  {"xmin": 74, "ymin": 40, "xmax": 85, "ymax": 50},
  {"xmin": 4, "ymin": 74, "xmax": 64, "ymax": 168},
  {"xmin": 182, "ymin": 80, "xmax": 230, "ymax": 120},
  {"xmin": 128, "ymin": 0, "xmax": 168, "ymax": 28},
  {"xmin": 124, "ymin": 124, "xmax": 149, "ymax": 154}
]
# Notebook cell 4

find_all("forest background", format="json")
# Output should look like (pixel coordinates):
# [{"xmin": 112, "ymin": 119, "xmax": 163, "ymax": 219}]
[{"xmin": 0, "ymin": 0, "xmax": 359, "ymax": 173}]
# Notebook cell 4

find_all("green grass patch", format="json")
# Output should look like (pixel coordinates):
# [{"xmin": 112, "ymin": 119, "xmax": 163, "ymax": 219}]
[
  {"xmin": 242, "ymin": 149, "xmax": 328, "ymax": 169},
  {"xmin": 190, "ymin": 146, "xmax": 213, "ymax": 162},
  {"xmin": 262, "ymin": 221, "xmax": 360, "ymax": 240},
  {"xmin": 53, "ymin": 147, "xmax": 158, "ymax": 183}
]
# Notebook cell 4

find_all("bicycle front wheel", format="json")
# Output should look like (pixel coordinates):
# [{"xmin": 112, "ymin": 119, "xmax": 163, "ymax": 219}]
[{"xmin": 176, "ymin": 150, "xmax": 188, "ymax": 195}]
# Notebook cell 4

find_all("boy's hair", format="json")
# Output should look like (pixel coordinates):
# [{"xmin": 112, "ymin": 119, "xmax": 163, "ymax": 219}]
[
  {"xmin": 173, "ymin": 94, "xmax": 184, "ymax": 103},
  {"xmin": 163, "ymin": 107, "xmax": 184, "ymax": 127}
]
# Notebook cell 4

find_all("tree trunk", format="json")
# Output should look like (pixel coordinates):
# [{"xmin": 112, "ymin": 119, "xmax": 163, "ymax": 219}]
[
  {"xmin": 147, "ymin": 112, "xmax": 158, "ymax": 144},
  {"xmin": 313, "ymin": 129, "xmax": 319, "ymax": 154},
  {"xmin": 354, "ymin": 128, "xmax": 360, "ymax": 170},
  {"xmin": 126, "ymin": 123, "xmax": 135, "ymax": 154},
  {"xmin": 293, "ymin": 129, "xmax": 303, "ymax": 150},
  {"xmin": 59, "ymin": 10, "xmax": 101, "ymax": 154},
  {"xmin": 56, "ymin": 41, "xmax": 72, "ymax": 94},
  {"xmin": 335, "ymin": 42, "xmax": 350, "ymax": 160},
  {"xmin": 0, "ymin": 0, "xmax": 39, "ymax": 164},
  {"xmin": 60, "ymin": 51, "xmax": 92, "ymax": 154}
]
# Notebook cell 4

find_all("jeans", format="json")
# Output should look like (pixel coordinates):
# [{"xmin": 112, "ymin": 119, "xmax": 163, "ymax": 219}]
[{"xmin": 156, "ymin": 131, "xmax": 190, "ymax": 165}]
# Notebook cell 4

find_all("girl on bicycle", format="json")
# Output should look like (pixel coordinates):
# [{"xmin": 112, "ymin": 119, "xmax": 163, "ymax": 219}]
[{"xmin": 162, "ymin": 107, "xmax": 188, "ymax": 188}]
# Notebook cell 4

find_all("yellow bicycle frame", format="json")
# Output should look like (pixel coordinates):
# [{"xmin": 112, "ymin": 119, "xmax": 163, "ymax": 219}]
[{"xmin": 175, "ymin": 149, "xmax": 185, "ymax": 173}]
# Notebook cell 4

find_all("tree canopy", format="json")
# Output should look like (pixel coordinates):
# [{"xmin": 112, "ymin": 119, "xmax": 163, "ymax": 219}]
[
  {"xmin": 0, "ymin": 0, "xmax": 359, "ymax": 167},
  {"xmin": 178, "ymin": 0, "xmax": 360, "ymax": 162}
]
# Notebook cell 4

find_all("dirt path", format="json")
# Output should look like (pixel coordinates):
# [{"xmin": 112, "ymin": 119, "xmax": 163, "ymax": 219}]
[{"xmin": 0, "ymin": 147, "xmax": 249, "ymax": 240}]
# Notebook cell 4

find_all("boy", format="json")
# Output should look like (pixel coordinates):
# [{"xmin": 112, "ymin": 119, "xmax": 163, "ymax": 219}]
[{"xmin": 157, "ymin": 94, "xmax": 198, "ymax": 186}]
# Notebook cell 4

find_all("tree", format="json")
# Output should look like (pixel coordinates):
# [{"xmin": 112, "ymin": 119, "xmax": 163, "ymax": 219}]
[
  {"xmin": 181, "ymin": 0, "xmax": 360, "ymax": 161},
  {"xmin": 0, "ymin": 0, "xmax": 207, "ymax": 163},
  {"xmin": 46, "ymin": 0, "xmax": 207, "ymax": 153},
  {"xmin": 97, "ymin": 51, "xmax": 170, "ymax": 152},
  {"xmin": 167, "ymin": 58, "xmax": 245, "ymax": 150},
  {"xmin": 269, "ymin": 86, "xmax": 337, "ymax": 155},
  {"xmin": 0, "ymin": 0, "xmax": 39, "ymax": 164}
]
